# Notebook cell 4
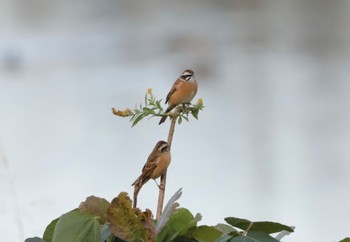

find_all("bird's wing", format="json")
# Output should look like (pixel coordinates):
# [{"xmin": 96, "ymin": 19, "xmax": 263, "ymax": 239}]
[
  {"xmin": 132, "ymin": 157, "xmax": 157, "ymax": 186},
  {"xmin": 132, "ymin": 154, "xmax": 159, "ymax": 208},
  {"xmin": 165, "ymin": 79, "xmax": 181, "ymax": 104},
  {"xmin": 141, "ymin": 156, "xmax": 158, "ymax": 178}
]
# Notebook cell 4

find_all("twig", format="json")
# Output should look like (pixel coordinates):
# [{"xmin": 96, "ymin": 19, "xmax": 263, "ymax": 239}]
[{"xmin": 156, "ymin": 107, "xmax": 179, "ymax": 220}]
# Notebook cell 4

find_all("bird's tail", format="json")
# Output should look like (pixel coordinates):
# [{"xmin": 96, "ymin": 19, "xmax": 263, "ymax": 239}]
[
  {"xmin": 159, "ymin": 115, "xmax": 167, "ymax": 125},
  {"xmin": 159, "ymin": 106, "xmax": 175, "ymax": 125},
  {"xmin": 132, "ymin": 177, "xmax": 142, "ymax": 208},
  {"xmin": 133, "ymin": 187, "xmax": 140, "ymax": 209}
]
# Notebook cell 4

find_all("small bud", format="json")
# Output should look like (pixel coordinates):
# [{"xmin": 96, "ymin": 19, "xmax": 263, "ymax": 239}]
[
  {"xmin": 147, "ymin": 88, "xmax": 153, "ymax": 95},
  {"xmin": 196, "ymin": 98, "xmax": 204, "ymax": 107}
]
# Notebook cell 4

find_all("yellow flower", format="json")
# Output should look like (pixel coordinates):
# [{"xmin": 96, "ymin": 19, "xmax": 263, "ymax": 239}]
[
  {"xmin": 196, "ymin": 98, "xmax": 204, "ymax": 107},
  {"xmin": 124, "ymin": 108, "xmax": 133, "ymax": 116},
  {"xmin": 147, "ymin": 88, "xmax": 153, "ymax": 95},
  {"xmin": 112, "ymin": 108, "xmax": 133, "ymax": 117}
]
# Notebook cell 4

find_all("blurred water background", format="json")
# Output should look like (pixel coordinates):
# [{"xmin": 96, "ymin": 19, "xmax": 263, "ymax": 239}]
[{"xmin": 1, "ymin": 1, "xmax": 350, "ymax": 241}]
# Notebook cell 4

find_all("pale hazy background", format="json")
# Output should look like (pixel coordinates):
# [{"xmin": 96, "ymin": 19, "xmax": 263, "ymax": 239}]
[{"xmin": 1, "ymin": 1, "xmax": 350, "ymax": 241}]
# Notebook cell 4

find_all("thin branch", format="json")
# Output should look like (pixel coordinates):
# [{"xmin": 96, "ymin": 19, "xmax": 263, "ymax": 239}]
[
  {"xmin": 112, "ymin": 90, "xmax": 204, "ymax": 218},
  {"xmin": 156, "ymin": 107, "xmax": 179, "ymax": 220}
]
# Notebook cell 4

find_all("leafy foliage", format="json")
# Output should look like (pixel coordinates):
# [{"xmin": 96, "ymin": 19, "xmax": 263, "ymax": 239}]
[
  {"xmin": 112, "ymin": 89, "xmax": 204, "ymax": 127},
  {"xmin": 43, "ymin": 217, "xmax": 59, "ymax": 242},
  {"xmin": 156, "ymin": 211, "xmax": 295, "ymax": 242},
  {"xmin": 25, "ymin": 238, "xmax": 45, "ymax": 242},
  {"xmin": 25, "ymin": 190, "xmax": 299, "ymax": 242},
  {"xmin": 79, "ymin": 196, "xmax": 110, "ymax": 224},
  {"xmin": 221, "ymin": 217, "xmax": 295, "ymax": 242},
  {"xmin": 107, "ymin": 192, "xmax": 155, "ymax": 241},
  {"xmin": 192, "ymin": 226, "xmax": 222, "ymax": 242},
  {"xmin": 157, "ymin": 208, "xmax": 202, "ymax": 242},
  {"xmin": 225, "ymin": 217, "xmax": 294, "ymax": 234},
  {"xmin": 52, "ymin": 209, "xmax": 101, "ymax": 242}
]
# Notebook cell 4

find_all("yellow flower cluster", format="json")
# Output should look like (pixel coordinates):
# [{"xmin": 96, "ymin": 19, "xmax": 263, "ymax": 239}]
[{"xmin": 112, "ymin": 108, "xmax": 133, "ymax": 117}]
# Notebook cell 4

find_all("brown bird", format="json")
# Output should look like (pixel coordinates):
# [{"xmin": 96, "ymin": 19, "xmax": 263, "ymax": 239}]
[
  {"xmin": 159, "ymin": 69, "xmax": 198, "ymax": 124},
  {"xmin": 132, "ymin": 140, "xmax": 171, "ymax": 208}
]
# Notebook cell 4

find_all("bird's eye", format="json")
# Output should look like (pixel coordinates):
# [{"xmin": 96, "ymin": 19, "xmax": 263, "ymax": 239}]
[
  {"xmin": 182, "ymin": 74, "xmax": 192, "ymax": 81},
  {"xmin": 160, "ymin": 146, "xmax": 168, "ymax": 152},
  {"xmin": 158, "ymin": 142, "xmax": 168, "ymax": 152}
]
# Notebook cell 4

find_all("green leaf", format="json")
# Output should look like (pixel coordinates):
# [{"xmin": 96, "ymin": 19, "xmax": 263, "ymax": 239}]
[
  {"xmin": 43, "ymin": 217, "xmax": 59, "ymax": 242},
  {"xmin": 156, "ymin": 100, "xmax": 162, "ymax": 110},
  {"xmin": 249, "ymin": 231, "xmax": 279, "ymax": 241},
  {"xmin": 192, "ymin": 109, "xmax": 199, "ymax": 119},
  {"xmin": 52, "ymin": 209, "xmax": 101, "ymax": 242},
  {"xmin": 178, "ymin": 116, "xmax": 182, "ymax": 124},
  {"xmin": 192, "ymin": 225, "xmax": 222, "ymax": 242},
  {"xmin": 157, "ymin": 208, "xmax": 202, "ymax": 242},
  {"xmin": 225, "ymin": 217, "xmax": 294, "ymax": 234},
  {"xmin": 224, "ymin": 217, "xmax": 250, "ymax": 230},
  {"xmin": 215, "ymin": 223, "xmax": 238, "ymax": 236},
  {"xmin": 252, "ymin": 222, "xmax": 294, "ymax": 234},
  {"xmin": 25, "ymin": 238, "xmax": 45, "ymax": 242},
  {"xmin": 173, "ymin": 235, "xmax": 198, "ymax": 242},
  {"xmin": 132, "ymin": 114, "xmax": 145, "ymax": 127},
  {"xmin": 79, "ymin": 196, "xmax": 110, "ymax": 224},
  {"xmin": 143, "ymin": 107, "xmax": 154, "ymax": 114},
  {"xmin": 225, "ymin": 232, "xmax": 277, "ymax": 242},
  {"xmin": 340, "ymin": 238, "xmax": 350, "ymax": 242},
  {"xmin": 214, "ymin": 235, "xmax": 234, "ymax": 242},
  {"xmin": 228, "ymin": 235, "xmax": 257, "ymax": 242}
]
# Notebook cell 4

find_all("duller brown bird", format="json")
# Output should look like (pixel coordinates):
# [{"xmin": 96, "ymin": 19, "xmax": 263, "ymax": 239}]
[
  {"xmin": 132, "ymin": 140, "xmax": 171, "ymax": 208},
  {"xmin": 159, "ymin": 69, "xmax": 198, "ymax": 125}
]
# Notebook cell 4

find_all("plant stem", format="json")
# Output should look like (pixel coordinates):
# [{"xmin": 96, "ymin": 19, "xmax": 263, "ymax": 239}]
[{"xmin": 156, "ymin": 108, "xmax": 178, "ymax": 220}]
